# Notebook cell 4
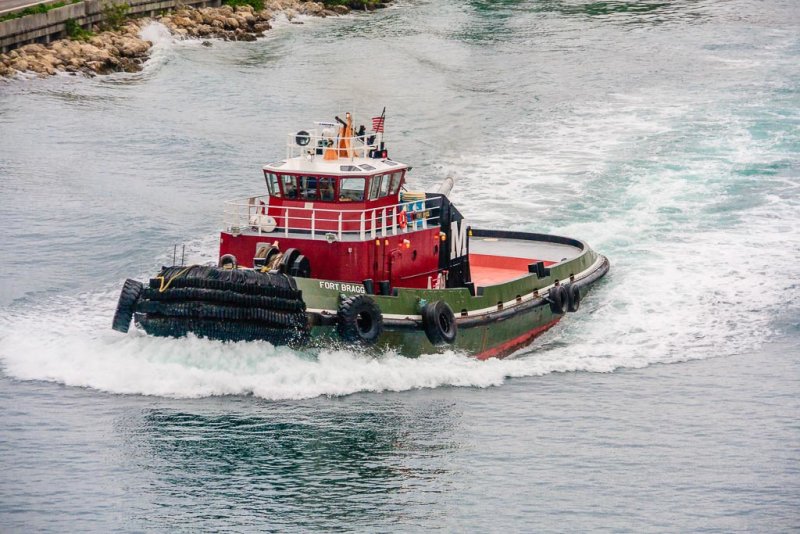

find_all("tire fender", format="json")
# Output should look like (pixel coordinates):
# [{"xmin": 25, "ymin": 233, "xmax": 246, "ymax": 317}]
[
  {"xmin": 548, "ymin": 285, "xmax": 569, "ymax": 315},
  {"xmin": 567, "ymin": 284, "xmax": 581, "ymax": 312},
  {"xmin": 337, "ymin": 294, "xmax": 383, "ymax": 344},
  {"xmin": 421, "ymin": 300, "xmax": 457, "ymax": 346},
  {"xmin": 112, "ymin": 279, "xmax": 143, "ymax": 333}
]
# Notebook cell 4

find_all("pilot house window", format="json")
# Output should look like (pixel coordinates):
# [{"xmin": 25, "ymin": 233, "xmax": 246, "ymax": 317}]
[
  {"xmin": 265, "ymin": 172, "xmax": 281, "ymax": 197},
  {"xmin": 340, "ymin": 177, "xmax": 365, "ymax": 202}
]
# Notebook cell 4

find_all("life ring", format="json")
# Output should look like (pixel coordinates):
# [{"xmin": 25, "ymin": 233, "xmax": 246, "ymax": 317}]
[
  {"xmin": 337, "ymin": 294, "xmax": 383, "ymax": 344},
  {"xmin": 421, "ymin": 300, "xmax": 457, "ymax": 346},
  {"xmin": 567, "ymin": 284, "xmax": 581, "ymax": 312},
  {"xmin": 398, "ymin": 209, "xmax": 407, "ymax": 229},
  {"xmin": 548, "ymin": 285, "xmax": 569, "ymax": 315}
]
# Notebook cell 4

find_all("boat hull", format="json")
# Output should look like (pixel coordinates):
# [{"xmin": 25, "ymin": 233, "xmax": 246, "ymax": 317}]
[{"xmin": 125, "ymin": 228, "xmax": 609, "ymax": 359}]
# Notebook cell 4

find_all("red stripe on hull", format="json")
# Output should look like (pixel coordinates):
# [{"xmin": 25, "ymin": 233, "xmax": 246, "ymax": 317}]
[{"xmin": 475, "ymin": 319, "xmax": 561, "ymax": 361}]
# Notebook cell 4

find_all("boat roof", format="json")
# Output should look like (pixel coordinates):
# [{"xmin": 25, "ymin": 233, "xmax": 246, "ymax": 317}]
[{"xmin": 263, "ymin": 156, "xmax": 408, "ymax": 175}]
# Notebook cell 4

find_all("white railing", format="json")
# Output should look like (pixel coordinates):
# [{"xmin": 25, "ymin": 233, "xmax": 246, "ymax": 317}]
[
  {"xmin": 285, "ymin": 128, "xmax": 383, "ymax": 161},
  {"xmin": 223, "ymin": 195, "xmax": 443, "ymax": 242}
]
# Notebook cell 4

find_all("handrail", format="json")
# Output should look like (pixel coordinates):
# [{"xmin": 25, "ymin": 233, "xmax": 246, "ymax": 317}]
[
  {"xmin": 285, "ymin": 130, "xmax": 381, "ymax": 161},
  {"xmin": 222, "ymin": 195, "xmax": 442, "ymax": 241}
]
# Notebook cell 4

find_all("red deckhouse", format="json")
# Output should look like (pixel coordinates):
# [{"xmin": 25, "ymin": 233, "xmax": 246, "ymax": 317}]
[{"xmin": 219, "ymin": 112, "xmax": 461, "ymax": 291}]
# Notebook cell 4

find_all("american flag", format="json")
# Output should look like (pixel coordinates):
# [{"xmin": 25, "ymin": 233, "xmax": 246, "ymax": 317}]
[{"xmin": 372, "ymin": 116, "xmax": 385, "ymax": 133}]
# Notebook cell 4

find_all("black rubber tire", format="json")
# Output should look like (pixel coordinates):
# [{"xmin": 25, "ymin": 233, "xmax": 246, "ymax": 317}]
[
  {"xmin": 290, "ymin": 254, "xmax": 311, "ymax": 278},
  {"xmin": 421, "ymin": 300, "xmax": 457, "ymax": 346},
  {"xmin": 140, "ymin": 287, "xmax": 305, "ymax": 312},
  {"xmin": 135, "ymin": 300, "xmax": 300, "ymax": 327},
  {"xmin": 112, "ymin": 279, "xmax": 143, "ymax": 333},
  {"xmin": 548, "ymin": 285, "xmax": 569, "ymax": 315},
  {"xmin": 567, "ymin": 284, "xmax": 581, "ymax": 312},
  {"xmin": 336, "ymin": 294, "xmax": 383, "ymax": 344},
  {"xmin": 278, "ymin": 248, "xmax": 301, "ymax": 274},
  {"xmin": 136, "ymin": 315, "xmax": 307, "ymax": 345},
  {"xmin": 150, "ymin": 266, "xmax": 301, "ymax": 299}
]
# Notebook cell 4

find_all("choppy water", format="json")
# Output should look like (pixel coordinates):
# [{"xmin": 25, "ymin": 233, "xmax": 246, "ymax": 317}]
[{"xmin": 1, "ymin": 0, "xmax": 798, "ymax": 530}]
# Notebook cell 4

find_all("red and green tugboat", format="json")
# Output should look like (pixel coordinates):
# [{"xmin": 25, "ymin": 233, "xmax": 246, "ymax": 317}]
[{"xmin": 112, "ymin": 112, "xmax": 609, "ymax": 359}]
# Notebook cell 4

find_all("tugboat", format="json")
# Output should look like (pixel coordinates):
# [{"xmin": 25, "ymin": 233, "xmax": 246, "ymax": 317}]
[{"xmin": 112, "ymin": 111, "xmax": 609, "ymax": 359}]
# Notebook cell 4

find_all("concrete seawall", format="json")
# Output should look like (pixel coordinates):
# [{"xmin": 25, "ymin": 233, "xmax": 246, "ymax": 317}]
[{"xmin": 1, "ymin": 0, "xmax": 222, "ymax": 52}]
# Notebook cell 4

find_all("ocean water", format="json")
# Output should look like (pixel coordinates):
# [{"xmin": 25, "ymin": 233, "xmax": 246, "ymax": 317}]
[{"xmin": 1, "ymin": 0, "xmax": 798, "ymax": 530}]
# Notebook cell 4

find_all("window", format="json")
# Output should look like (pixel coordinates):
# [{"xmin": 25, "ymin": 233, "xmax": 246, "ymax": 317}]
[
  {"xmin": 340, "ymin": 177, "xmax": 365, "ymax": 202},
  {"xmin": 299, "ymin": 176, "xmax": 318, "ymax": 200},
  {"xmin": 389, "ymin": 172, "xmax": 403, "ymax": 194},
  {"xmin": 319, "ymin": 177, "xmax": 335, "ymax": 201},
  {"xmin": 379, "ymin": 174, "xmax": 391, "ymax": 197},
  {"xmin": 281, "ymin": 175, "xmax": 298, "ymax": 199},
  {"xmin": 265, "ymin": 172, "xmax": 281, "ymax": 197},
  {"xmin": 368, "ymin": 175, "xmax": 382, "ymax": 200}
]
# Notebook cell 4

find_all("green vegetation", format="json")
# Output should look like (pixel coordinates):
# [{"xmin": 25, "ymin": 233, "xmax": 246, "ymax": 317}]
[
  {"xmin": 65, "ymin": 17, "xmax": 93, "ymax": 40},
  {"xmin": 223, "ymin": 0, "xmax": 265, "ymax": 12},
  {"xmin": 0, "ymin": 0, "xmax": 80, "ymax": 23},
  {"xmin": 100, "ymin": 1, "xmax": 129, "ymax": 30}
]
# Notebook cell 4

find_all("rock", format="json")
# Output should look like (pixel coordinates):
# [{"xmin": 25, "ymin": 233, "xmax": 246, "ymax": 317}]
[
  {"xmin": 202, "ymin": 40, "xmax": 212, "ymax": 47},
  {"xmin": 331, "ymin": 5, "xmax": 350, "ymax": 14},
  {"xmin": 253, "ymin": 22, "xmax": 271, "ymax": 33},
  {"xmin": 20, "ymin": 43, "xmax": 46, "ymax": 55},
  {"xmin": 234, "ymin": 4, "xmax": 254, "ymax": 13},
  {"xmin": 116, "ymin": 36, "xmax": 150, "ymax": 57},
  {"xmin": 197, "ymin": 24, "xmax": 213, "ymax": 36},
  {"xmin": 225, "ymin": 17, "xmax": 240, "ymax": 29},
  {"xmin": 173, "ymin": 16, "xmax": 193, "ymax": 27},
  {"xmin": 12, "ymin": 59, "xmax": 29, "ymax": 72},
  {"xmin": 240, "ymin": 33, "xmax": 257, "ymax": 42},
  {"xmin": 211, "ymin": 19, "xmax": 225, "ymax": 28}
]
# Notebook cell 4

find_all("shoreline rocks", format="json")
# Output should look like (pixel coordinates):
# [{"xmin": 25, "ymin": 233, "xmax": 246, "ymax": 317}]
[{"xmin": 0, "ymin": 0, "xmax": 369, "ymax": 79}]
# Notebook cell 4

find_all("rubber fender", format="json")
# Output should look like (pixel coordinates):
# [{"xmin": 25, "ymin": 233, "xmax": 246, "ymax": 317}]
[
  {"xmin": 567, "ymin": 284, "xmax": 581, "ymax": 313},
  {"xmin": 112, "ymin": 279, "xmax": 143, "ymax": 333},
  {"xmin": 136, "ymin": 300, "xmax": 303, "ymax": 327},
  {"xmin": 140, "ymin": 288, "xmax": 305, "ymax": 312},
  {"xmin": 421, "ymin": 300, "xmax": 457, "ymax": 346},
  {"xmin": 136, "ymin": 316, "xmax": 307, "ymax": 345},
  {"xmin": 336, "ymin": 294, "xmax": 383, "ymax": 344},
  {"xmin": 548, "ymin": 285, "xmax": 569, "ymax": 315}
]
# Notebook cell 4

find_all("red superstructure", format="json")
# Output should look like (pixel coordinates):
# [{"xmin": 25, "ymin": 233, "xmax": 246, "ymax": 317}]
[{"xmin": 218, "ymin": 112, "xmax": 455, "ymax": 291}]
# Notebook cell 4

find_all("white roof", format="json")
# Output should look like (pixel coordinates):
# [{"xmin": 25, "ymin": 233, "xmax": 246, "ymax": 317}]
[{"xmin": 263, "ymin": 156, "xmax": 408, "ymax": 176}]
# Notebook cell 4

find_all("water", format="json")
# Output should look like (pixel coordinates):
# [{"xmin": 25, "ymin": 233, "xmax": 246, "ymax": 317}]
[{"xmin": 1, "ymin": 0, "xmax": 798, "ymax": 530}]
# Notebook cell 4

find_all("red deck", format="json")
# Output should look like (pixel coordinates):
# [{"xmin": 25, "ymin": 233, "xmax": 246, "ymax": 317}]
[{"xmin": 469, "ymin": 254, "xmax": 554, "ymax": 287}]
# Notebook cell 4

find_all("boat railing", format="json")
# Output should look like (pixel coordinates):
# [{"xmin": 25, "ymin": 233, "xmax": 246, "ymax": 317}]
[
  {"xmin": 223, "ymin": 195, "xmax": 442, "ymax": 242},
  {"xmin": 285, "ymin": 129, "xmax": 381, "ymax": 161}
]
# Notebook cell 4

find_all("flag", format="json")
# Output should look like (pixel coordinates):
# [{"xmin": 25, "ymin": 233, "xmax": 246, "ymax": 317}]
[{"xmin": 372, "ymin": 116, "xmax": 385, "ymax": 133}]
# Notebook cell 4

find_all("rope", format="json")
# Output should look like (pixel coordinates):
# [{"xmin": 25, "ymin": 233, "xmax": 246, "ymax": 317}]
[{"xmin": 156, "ymin": 266, "xmax": 192, "ymax": 293}]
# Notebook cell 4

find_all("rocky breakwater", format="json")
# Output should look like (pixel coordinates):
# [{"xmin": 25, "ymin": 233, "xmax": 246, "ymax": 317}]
[{"xmin": 0, "ymin": 1, "xmax": 353, "ymax": 78}]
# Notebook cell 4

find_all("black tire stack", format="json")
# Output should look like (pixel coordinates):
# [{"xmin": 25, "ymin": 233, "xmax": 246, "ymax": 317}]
[{"xmin": 131, "ymin": 266, "xmax": 309, "ymax": 345}]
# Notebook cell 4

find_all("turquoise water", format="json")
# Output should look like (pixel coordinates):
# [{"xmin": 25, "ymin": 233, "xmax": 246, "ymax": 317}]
[{"xmin": 1, "ymin": 0, "xmax": 799, "ymax": 530}]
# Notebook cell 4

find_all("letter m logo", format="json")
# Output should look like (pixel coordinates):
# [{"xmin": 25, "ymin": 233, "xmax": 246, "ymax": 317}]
[{"xmin": 450, "ymin": 220, "xmax": 467, "ymax": 258}]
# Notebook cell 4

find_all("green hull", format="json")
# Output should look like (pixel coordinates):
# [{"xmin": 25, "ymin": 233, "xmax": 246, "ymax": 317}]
[{"xmin": 298, "ymin": 229, "xmax": 610, "ymax": 359}]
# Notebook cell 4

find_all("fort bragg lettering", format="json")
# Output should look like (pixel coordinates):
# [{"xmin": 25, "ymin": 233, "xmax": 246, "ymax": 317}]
[{"xmin": 318, "ymin": 281, "xmax": 366, "ymax": 294}]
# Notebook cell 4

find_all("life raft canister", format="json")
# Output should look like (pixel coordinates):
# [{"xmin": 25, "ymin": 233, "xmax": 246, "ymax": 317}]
[
  {"xmin": 421, "ymin": 300, "xmax": 457, "ymax": 346},
  {"xmin": 336, "ymin": 294, "xmax": 384, "ymax": 344}
]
